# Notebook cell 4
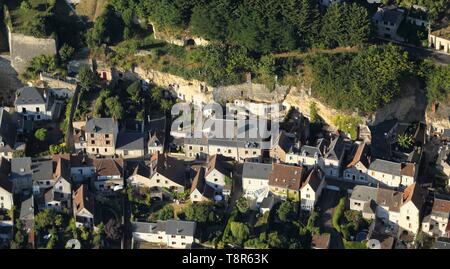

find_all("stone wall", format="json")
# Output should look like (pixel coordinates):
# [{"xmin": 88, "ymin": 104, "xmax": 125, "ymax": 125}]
[
  {"xmin": 214, "ymin": 83, "xmax": 289, "ymax": 104},
  {"xmin": 7, "ymin": 26, "xmax": 57, "ymax": 74}
]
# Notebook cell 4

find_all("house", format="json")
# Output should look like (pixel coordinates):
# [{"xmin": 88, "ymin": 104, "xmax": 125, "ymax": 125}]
[
  {"xmin": 51, "ymin": 156, "xmax": 72, "ymax": 208},
  {"xmin": 19, "ymin": 196, "xmax": 35, "ymax": 248},
  {"xmin": 428, "ymin": 24, "xmax": 450, "ymax": 54},
  {"xmin": 270, "ymin": 131, "xmax": 295, "ymax": 163},
  {"xmin": 242, "ymin": 162, "xmax": 272, "ymax": 207},
  {"xmin": 190, "ymin": 167, "xmax": 215, "ymax": 202},
  {"xmin": 367, "ymin": 219, "xmax": 395, "ymax": 249},
  {"xmin": 0, "ymin": 108, "xmax": 18, "ymax": 159},
  {"xmin": 433, "ymin": 237, "xmax": 450, "ymax": 249},
  {"xmin": 268, "ymin": 163, "xmax": 305, "ymax": 202},
  {"xmin": 350, "ymin": 183, "xmax": 424, "ymax": 234},
  {"xmin": 259, "ymin": 195, "xmax": 275, "ymax": 214},
  {"xmin": 42, "ymin": 188, "xmax": 65, "ymax": 211},
  {"xmin": 184, "ymin": 136, "xmax": 209, "ymax": 160},
  {"xmin": 0, "ymin": 174, "xmax": 13, "ymax": 210},
  {"xmin": 65, "ymin": 154, "xmax": 95, "ymax": 183},
  {"xmin": 115, "ymin": 132, "xmax": 145, "ymax": 158},
  {"xmin": 127, "ymin": 162, "xmax": 151, "ymax": 188},
  {"xmin": 343, "ymin": 142, "xmax": 371, "ymax": 182},
  {"xmin": 10, "ymin": 157, "xmax": 32, "ymax": 194},
  {"xmin": 148, "ymin": 153, "xmax": 187, "ymax": 193},
  {"xmin": 406, "ymin": 5, "xmax": 429, "ymax": 28},
  {"xmin": 84, "ymin": 118, "xmax": 119, "ymax": 156},
  {"xmin": 422, "ymin": 198, "xmax": 450, "ymax": 238},
  {"xmin": 31, "ymin": 160, "xmax": 54, "ymax": 192},
  {"xmin": 73, "ymin": 185, "xmax": 95, "ymax": 228},
  {"xmin": 148, "ymin": 131, "xmax": 165, "ymax": 155},
  {"xmin": 204, "ymin": 154, "xmax": 233, "ymax": 194},
  {"xmin": 93, "ymin": 158, "xmax": 124, "ymax": 192},
  {"xmin": 322, "ymin": 135, "xmax": 345, "ymax": 178},
  {"xmin": 300, "ymin": 166, "xmax": 326, "ymax": 211},
  {"xmin": 367, "ymin": 159, "xmax": 417, "ymax": 188},
  {"xmin": 311, "ymin": 233, "xmax": 331, "ymax": 249},
  {"xmin": 14, "ymin": 87, "xmax": 60, "ymax": 121},
  {"xmin": 132, "ymin": 219, "xmax": 196, "ymax": 249},
  {"xmin": 289, "ymin": 139, "xmax": 327, "ymax": 168},
  {"xmin": 372, "ymin": 6, "xmax": 405, "ymax": 41}
]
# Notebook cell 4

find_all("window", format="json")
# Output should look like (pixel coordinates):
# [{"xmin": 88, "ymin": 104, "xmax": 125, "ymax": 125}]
[
  {"xmin": 158, "ymin": 236, "xmax": 163, "ymax": 239},
  {"xmin": 171, "ymin": 235, "xmax": 176, "ymax": 238},
  {"xmin": 22, "ymin": 108, "xmax": 26, "ymax": 113},
  {"xmin": 105, "ymin": 134, "xmax": 110, "ymax": 138},
  {"xmin": 92, "ymin": 148, "xmax": 95, "ymax": 152},
  {"xmin": 306, "ymin": 194, "xmax": 310, "ymax": 198},
  {"xmin": 106, "ymin": 141, "xmax": 110, "ymax": 145},
  {"xmin": 91, "ymin": 140, "xmax": 95, "ymax": 145},
  {"xmin": 91, "ymin": 134, "xmax": 95, "ymax": 138},
  {"xmin": 105, "ymin": 148, "xmax": 107, "ymax": 153},
  {"xmin": 165, "ymin": 181, "xmax": 168, "ymax": 184},
  {"xmin": 46, "ymin": 181, "xmax": 50, "ymax": 185},
  {"xmin": 36, "ymin": 115, "xmax": 41, "ymax": 120},
  {"xmin": 228, "ymin": 149, "xmax": 231, "ymax": 154},
  {"xmin": 217, "ymin": 149, "xmax": 220, "ymax": 153},
  {"xmin": 36, "ymin": 107, "xmax": 40, "ymax": 112},
  {"xmin": 181, "ymin": 236, "xmax": 185, "ymax": 239},
  {"xmin": 182, "ymin": 242, "xmax": 186, "ymax": 246},
  {"xmin": 156, "ymin": 179, "xmax": 160, "ymax": 183},
  {"xmin": 189, "ymin": 146, "xmax": 192, "ymax": 150},
  {"xmin": 0, "ymin": 196, "xmax": 3, "ymax": 201},
  {"xmin": 200, "ymin": 147, "xmax": 203, "ymax": 151},
  {"xmin": 214, "ymin": 178, "xmax": 218, "ymax": 182},
  {"xmin": 245, "ymin": 150, "xmax": 248, "ymax": 154},
  {"xmin": 406, "ymin": 216, "xmax": 410, "ymax": 220},
  {"xmin": 172, "ymin": 242, "xmax": 176, "ymax": 245}
]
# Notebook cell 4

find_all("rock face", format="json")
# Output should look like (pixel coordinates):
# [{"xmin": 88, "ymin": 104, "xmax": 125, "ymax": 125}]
[
  {"xmin": 150, "ymin": 22, "xmax": 210, "ymax": 47},
  {"xmin": 213, "ymin": 83, "xmax": 289, "ymax": 104},
  {"xmin": 370, "ymin": 78, "xmax": 427, "ymax": 126},
  {"xmin": 7, "ymin": 27, "xmax": 57, "ymax": 74},
  {"xmin": 426, "ymin": 102, "xmax": 450, "ymax": 133},
  {"xmin": 282, "ymin": 86, "xmax": 347, "ymax": 127},
  {"xmin": 133, "ymin": 67, "xmax": 214, "ymax": 104}
]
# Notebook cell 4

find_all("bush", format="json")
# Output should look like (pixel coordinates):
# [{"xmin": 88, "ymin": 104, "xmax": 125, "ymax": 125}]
[
  {"xmin": 34, "ymin": 128, "xmax": 48, "ymax": 142},
  {"xmin": 332, "ymin": 197, "xmax": 346, "ymax": 233}
]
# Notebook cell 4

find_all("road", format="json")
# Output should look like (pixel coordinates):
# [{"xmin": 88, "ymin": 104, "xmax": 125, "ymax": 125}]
[
  {"xmin": 317, "ymin": 189, "xmax": 344, "ymax": 249},
  {"xmin": 375, "ymin": 37, "xmax": 450, "ymax": 65}
]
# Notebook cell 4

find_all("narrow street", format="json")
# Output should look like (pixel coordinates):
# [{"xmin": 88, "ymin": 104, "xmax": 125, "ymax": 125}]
[{"xmin": 317, "ymin": 189, "xmax": 344, "ymax": 249}]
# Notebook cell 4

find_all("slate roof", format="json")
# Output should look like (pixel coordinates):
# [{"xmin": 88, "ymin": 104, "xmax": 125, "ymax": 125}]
[
  {"xmin": 133, "ymin": 219, "xmax": 196, "ymax": 237},
  {"xmin": 325, "ymin": 135, "xmax": 344, "ymax": 160},
  {"xmin": 148, "ymin": 130, "xmax": 165, "ymax": 147},
  {"xmin": 0, "ymin": 173, "xmax": 12, "ymax": 193},
  {"xmin": 373, "ymin": 6, "xmax": 404, "ymax": 25},
  {"xmin": 273, "ymin": 131, "xmax": 295, "ymax": 153},
  {"xmin": 14, "ymin": 87, "xmax": 46, "ymax": 106},
  {"xmin": 242, "ymin": 162, "xmax": 272, "ymax": 180},
  {"xmin": 369, "ymin": 159, "xmax": 402, "ymax": 176},
  {"xmin": 166, "ymin": 219, "xmax": 196, "ymax": 237},
  {"xmin": 116, "ymin": 132, "xmax": 144, "ymax": 150},
  {"xmin": 0, "ymin": 108, "xmax": 17, "ymax": 153},
  {"xmin": 31, "ymin": 160, "xmax": 54, "ymax": 181},
  {"xmin": 151, "ymin": 153, "xmax": 186, "ymax": 187},
  {"xmin": 11, "ymin": 157, "xmax": 32, "ymax": 178},
  {"xmin": 85, "ymin": 118, "xmax": 117, "ymax": 134},
  {"xmin": 376, "ymin": 188, "xmax": 403, "ymax": 212},
  {"xmin": 131, "ymin": 162, "xmax": 150, "ymax": 178},
  {"xmin": 434, "ymin": 237, "xmax": 450, "ymax": 249},
  {"xmin": 44, "ymin": 188, "xmax": 63, "ymax": 203},
  {"xmin": 351, "ymin": 185, "xmax": 378, "ymax": 202},
  {"xmin": 20, "ymin": 196, "xmax": 35, "ymax": 230},
  {"xmin": 260, "ymin": 195, "xmax": 275, "ymax": 209}
]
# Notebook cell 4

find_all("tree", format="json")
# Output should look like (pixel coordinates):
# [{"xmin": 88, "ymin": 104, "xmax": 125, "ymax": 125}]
[
  {"xmin": 126, "ymin": 81, "xmax": 141, "ymax": 103},
  {"xmin": 309, "ymin": 102, "xmax": 320, "ymax": 123},
  {"xmin": 156, "ymin": 205, "xmax": 175, "ymax": 220},
  {"xmin": 230, "ymin": 221, "xmax": 249, "ymax": 245},
  {"xmin": 59, "ymin": 44, "xmax": 75, "ymax": 63},
  {"xmin": 426, "ymin": 65, "xmax": 450, "ymax": 104},
  {"xmin": 13, "ymin": 150, "xmax": 26, "ymax": 158},
  {"xmin": 277, "ymin": 200, "xmax": 297, "ymax": 222},
  {"xmin": 397, "ymin": 134, "xmax": 414, "ymax": 150},
  {"xmin": 92, "ymin": 223, "xmax": 105, "ymax": 248},
  {"xmin": 105, "ymin": 219, "xmax": 122, "ymax": 241},
  {"xmin": 105, "ymin": 96, "xmax": 125, "ymax": 119},
  {"xmin": 267, "ymin": 231, "xmax": 286, "ymax": 248},
  {"xmin": 160, "ymin": 99, "xmax": 173, "ymax": 112},
  {"xmin": 20, "ymin": 0, "xmax": 31, "ymax": 10},
  {"xmin": 236, "ymin": 197, "xmax": 249, "ymax": 214},
  {"xmin": 10, "ymin": 219, "xmax": 27, "ymax": 249},
  {"xmin": 306, "ymin": 210, "xmax": 321, "ymax": 235},
  {"xmin": 34, "ymin": 128, "xmax": 48, "ymax": 142},
  {"xmin": 22, "ymin": 55, "xmax": 56, "ymax": 81},
  {"xmin": 184, "ymin": 203, "xmax": 214, "ymax": 223},
  {"xmin": 78, "ymin": 66, "xmax": 97, "ymax": 92},
  {"xmin": 320, "ymin": 3, "xmax": 371, "ymax": 48}
]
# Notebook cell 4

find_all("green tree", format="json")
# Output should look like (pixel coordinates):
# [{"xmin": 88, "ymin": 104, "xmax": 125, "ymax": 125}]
[
  {"xmin": 426, "ymin": 65, "xmax": 450, "ymax": 104},
  {"xmin": 156, "ymin": 205, "xmax": 175, "ymax": 220},
  {"xmin": 78, "ymin": 66, "xmax": 97, "ymax": 92},
  {"xmin": 397, "ymin": 134, "xmax": 414, "ymax": 149},
  {"xmin": 236, "ymin": 197, "xmax": 249, "ymax": 214},
  {"xmin": 126, "ymin": 81, "xmax": 141, "ymax": 103},
  {"xmin": 184, "ymin": 203, "xmax": 214, "ymax": 223},
  {"xmin": 230, "ymin": 221, "xmax": 250, "ymax": 245},
  {"xmin": 277, "ymin": 200, "xmax": 298, "ymax": 222},
  {"xmin": 59, "ymin": 44, "xmax": 75, "ymax": 63},
  {"xmin": 105, "ymin": 96, "xmax": 125, "ymax": 119},
  {"xmin": 34, "ymin": 128, "xmax": 48, "ymax": 142},
  {"xmin": 22, "ymin": 55, "xmax": 56, "ymax": 81}
]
